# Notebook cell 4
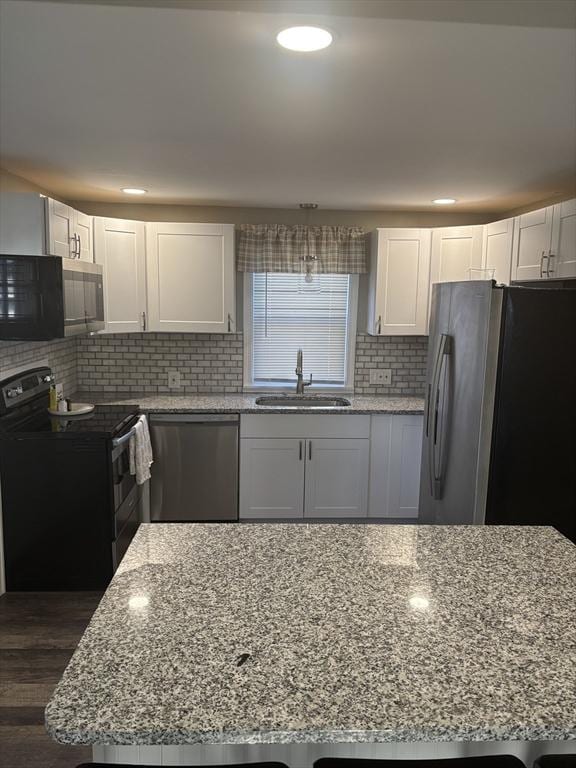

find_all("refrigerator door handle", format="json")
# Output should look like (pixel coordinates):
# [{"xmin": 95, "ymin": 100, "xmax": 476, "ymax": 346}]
[
  {"xmin": 429, "ymin": 333, "xmax": 452, "ymax": 499},
  {"xmin": 426, "ymin": 338, "xmax": 445, "ymax": 439}
]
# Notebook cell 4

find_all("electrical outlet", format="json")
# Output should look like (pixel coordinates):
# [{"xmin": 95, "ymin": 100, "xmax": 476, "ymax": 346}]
[
  {"xmin": 167, "ymin": 371, "xmax": 182, "ymax": 388},
  {"xmin": 369, "ymin": 368, "xmax": 392, "ymax": 386}
]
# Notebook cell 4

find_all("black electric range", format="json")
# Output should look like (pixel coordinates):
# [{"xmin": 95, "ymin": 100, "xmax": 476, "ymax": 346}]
[{"xmin": 0, "ymin": 367, "xmax": 142, "ymax": 590}]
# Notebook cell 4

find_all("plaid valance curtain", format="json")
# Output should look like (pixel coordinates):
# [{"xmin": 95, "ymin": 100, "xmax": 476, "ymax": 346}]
[{"xmin": 237, "ymin": 224, "xmax": 368, "ymax": 274}]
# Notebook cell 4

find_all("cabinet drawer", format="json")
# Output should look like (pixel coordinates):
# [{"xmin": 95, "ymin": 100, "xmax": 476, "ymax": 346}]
[
  {"xmin": 240, "ymin": 414, "xmax": 370, "ymax": 439},
  {"xmin": 114, "ymin": 482, "xmax": 140, "ymax": 538}
]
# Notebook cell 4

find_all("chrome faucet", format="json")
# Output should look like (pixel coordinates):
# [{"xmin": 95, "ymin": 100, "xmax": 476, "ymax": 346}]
[{"xmin": 295, "ymin": 348, "xmax": 313, "ymax": 394}]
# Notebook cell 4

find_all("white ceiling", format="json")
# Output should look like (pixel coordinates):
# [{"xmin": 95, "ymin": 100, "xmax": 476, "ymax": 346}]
[{"xmin": 1, "ymin": 0, "xmax": 575, "ymax": 212}]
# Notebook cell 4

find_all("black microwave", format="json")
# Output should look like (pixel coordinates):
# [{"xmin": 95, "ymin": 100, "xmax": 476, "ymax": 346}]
[{"xmin": 0, "ymin": 255, "xmax": 104, "ymax": 340}]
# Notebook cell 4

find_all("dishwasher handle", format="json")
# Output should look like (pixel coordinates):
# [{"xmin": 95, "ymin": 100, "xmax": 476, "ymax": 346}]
[{"xmin": 149, "ymin": 413, "xmax": 239, "ymax": 424}]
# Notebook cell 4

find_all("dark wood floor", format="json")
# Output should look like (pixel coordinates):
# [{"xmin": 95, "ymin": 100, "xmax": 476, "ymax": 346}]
[{"xmin": 0, "ymin": 591, "xmax": 103, "ymax": 768}]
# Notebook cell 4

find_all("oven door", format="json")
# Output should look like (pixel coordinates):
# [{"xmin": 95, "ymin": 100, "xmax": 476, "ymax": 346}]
[
  {"xmin": 0, "ymin": 255, "xmax": 64, "ymax": 340},
  {"xmin": 111, "ymin": 437, "xmax": 137, "ymax": 511},
  {"xmin": 62, "ymin": 260, "xmax": 104, "ymax": 337}
]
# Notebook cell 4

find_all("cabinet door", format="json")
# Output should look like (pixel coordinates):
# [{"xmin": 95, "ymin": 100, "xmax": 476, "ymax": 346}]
[
  {"xmin": 482, "ymin": 218, "xmax": 514, "ymax": 285},
  {"xmin": 511, "ymin": 206, "xmax": 554, "ymax": 281},
  {"xmin": 551, "ymin": 199, "xmax": 576, "ymax": 278},
  {"xmin": 94, "ymin": 218, "xmax": 147, "ymax": 333},
  {"xmin": 368, "ymin": 229, "xmax": 431, "ymax": 335},
  {"xmin": 239, "ymin": 439, "xmax": 304, "ymax": 519},
  {"xmin": 387, "ymin": 415, "xmax": 423, "ymax": 519},
  {"xmin": 304, "ymin": 438, "xmax": 369, "ymax": 518},
  {"xmin": 369, "ymin": 415, "xmax": 423, "ymax": 519},
  {"xmin": 430, "ymin": 226, "xmax": 483, "ymax": 284},
  {"xmin": 74, "ymin": 210, "xmax": 93, "ymax": 262},
  {"xmin": 46, "ymin": 198, "xmax": 74, "ymax": 258},
  {"xmin": 146, "ymin": 222, "xmax": 235, "ymax": 333}
]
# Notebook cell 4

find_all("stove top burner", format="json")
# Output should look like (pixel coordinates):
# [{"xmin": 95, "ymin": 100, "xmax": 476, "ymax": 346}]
[{"xmin": 0, "ymin": 367, "xmax": 138, "ymax": 439}]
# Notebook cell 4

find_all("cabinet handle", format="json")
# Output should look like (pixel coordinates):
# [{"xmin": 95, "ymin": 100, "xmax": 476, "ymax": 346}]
[
  {"xmin": 299, "ymin": 440, "xmax": 303, "ymax": 461},
  {"xmin": 142, "ymin": 311, "xmax": 147, "ymax": 331},
  {"xmin": 547, "ymin": 250, "xmax": 556, "ymax": 276},
  {"xmin": 70, "ymin": 233, "xmax": 78, "ymax": 258},
  {"xmin": 77, "ymin": 233, "xmax": 82, "ymax": 259},
  {"xmin": 227, "ymin": 313, "xmax": 232, "ymax": 332},
  {"xmin": 540, "ymin": 250, "xmax": 549, "ymax": 278},
  {"xmin": 308, "ymin": 440, "xmax": 312, "ymax": 460},
  {"xmin": 377, "ymin": 315, "xmax": 382, "ymax": 334}
]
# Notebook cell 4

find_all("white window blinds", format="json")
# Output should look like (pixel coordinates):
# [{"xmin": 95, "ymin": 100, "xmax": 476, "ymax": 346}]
[{"xmin": 250, "ymin": 272, "xmax": 352, "ymax": 386}]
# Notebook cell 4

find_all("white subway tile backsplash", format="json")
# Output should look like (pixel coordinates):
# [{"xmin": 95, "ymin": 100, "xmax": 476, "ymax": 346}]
[
  {"xmin": 0, "ymin": 338, "xmax": 78, "ymax": 394},
  {"xmin": 1, "ymin": 332, "xmax": 428, "ymax": 397}
]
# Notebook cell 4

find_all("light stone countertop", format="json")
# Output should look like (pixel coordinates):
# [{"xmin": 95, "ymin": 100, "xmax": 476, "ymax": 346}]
[
  {"xmin": 73, "ymin": 392, "xmax": 425, "ymax": 415},
  {"xmin": 45, "ymin": 523, "xmax": 576, "ymax": 746}
]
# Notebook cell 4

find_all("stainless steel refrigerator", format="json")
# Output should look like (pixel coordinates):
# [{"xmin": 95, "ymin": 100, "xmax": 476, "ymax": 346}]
[{"xmin": 419, "ymin": 280, "xmax": 576, "ymax": 543}]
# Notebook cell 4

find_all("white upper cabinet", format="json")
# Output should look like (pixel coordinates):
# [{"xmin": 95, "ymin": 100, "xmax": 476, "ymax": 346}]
[
  {"xmin": 145, "ymin": 222, "xmax": 235, "ymax": 333},
  {"xmin": 367, "ymin": 228, "xmax": 431, "ymax": 335},
  {"xmin": 46, "ymin": 198, "xmax": 93, "ymax": 261},
  {"xmin": 481, "ymin": 218, "xmax": 514, "ymax": 285},
  {"xmin": 511, "ymin": 205, "xmax": 554, "ymax": 281},
  {"xmin": 46, "ymin": 199, "xmax": 74, "ymax": 258},
  {"xmin": 0, "ymin": 191, "xmax": 46, "ymax": 255},
  {"xmin": 551, "ymin": 199, "xmax": 576, "ymax": 278},
  {"xmin": 74, "ymin": 210, "xmax": 93, "ymax": 262},
  {"xmin": 511, "ymin": 200, "xmax": 576, "ymax": 281},
  {"xmin": 430, "ymin": 226, "xmax": 483, "ymax": 283},
  {"xmin": 94, "ymin": 218, "xmax": 147, "ymax": 333}
]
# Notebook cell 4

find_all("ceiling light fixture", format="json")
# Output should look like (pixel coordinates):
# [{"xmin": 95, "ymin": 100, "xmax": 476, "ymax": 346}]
[
  {"xmin": 121, "ymin": 187, "xmax": 147, "ymax": 195},
  {"xmin": 432, "ymin": 198, "xmax": 457, "ymax": 205},
  {"xmin": 277, "ymin": 26, "xmax": 333, "ymax": 52}
]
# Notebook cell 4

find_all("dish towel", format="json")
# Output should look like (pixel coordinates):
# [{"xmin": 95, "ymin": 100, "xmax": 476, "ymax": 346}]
[{"xmin": 129, "ymin": 414, "xmax": 153, "ymax": 485}]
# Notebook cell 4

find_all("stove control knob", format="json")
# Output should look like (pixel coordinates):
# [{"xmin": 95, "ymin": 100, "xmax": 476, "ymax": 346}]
[
  {"xmin": 6, "ymin": 386, "xmax": 23, "ymax": 398},
  {"xmin": 41, "ymin": 375, "xmax": 53, "ymax": 383}
]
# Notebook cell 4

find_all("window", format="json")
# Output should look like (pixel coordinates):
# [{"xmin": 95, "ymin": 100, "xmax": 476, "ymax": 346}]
[{"xmin": 244, "ymin": 272, "xmax": 357, "ymax": 389}]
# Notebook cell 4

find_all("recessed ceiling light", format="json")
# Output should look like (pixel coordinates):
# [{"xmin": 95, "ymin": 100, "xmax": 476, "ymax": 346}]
[
  {"xmin": 121, "ymin": 187, "xmax": 147, "ymax": 195},
  {"xmin": 432, "ymin": 198, "xmax": 457, "ymax": 205},
  {"xmin": 276, "ymin": 26, "xmax": 333, "ymax": 52}
]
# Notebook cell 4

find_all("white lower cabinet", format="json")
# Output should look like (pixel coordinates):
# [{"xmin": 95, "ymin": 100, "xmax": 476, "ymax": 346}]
[
  {"xmin": 305, "ymin": 439, "xmax": 369, "ymax": 518},
  {"xmin": 239, "ymin": 438, "xmax": 305, "ymax": 519},
  {"xmin": 239, "ymin": 415, "xmax": 370, "ymax": 519},
  {"xmin": 369, "ymin": 415, "xmax": 423, "ymax": 519},
  {"xmin": 239, "ymin": 414, "xmax": 423, "ymax": 520}
]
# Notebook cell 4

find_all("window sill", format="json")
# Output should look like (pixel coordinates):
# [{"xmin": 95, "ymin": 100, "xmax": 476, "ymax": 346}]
[{"xmin": 243, "ymin": 383, "xmax": 353, "ymax": 395}]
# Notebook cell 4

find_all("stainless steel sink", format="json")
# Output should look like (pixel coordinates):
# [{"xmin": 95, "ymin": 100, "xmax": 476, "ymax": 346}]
[{"xmin": 255, "ymin": 395, "xmax": 351, "ymax": 408}]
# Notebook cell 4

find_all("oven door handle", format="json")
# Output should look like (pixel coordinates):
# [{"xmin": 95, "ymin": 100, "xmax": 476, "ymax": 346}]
[{"xmin": 112, "ymin": 427, "xmax": 136, "ymax": 449}]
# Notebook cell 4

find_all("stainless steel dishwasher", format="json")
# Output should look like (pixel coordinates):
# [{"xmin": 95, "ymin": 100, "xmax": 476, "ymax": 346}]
[{"xmin": 149, "ymin": 414, "xmax": 239, "ymax": 521}]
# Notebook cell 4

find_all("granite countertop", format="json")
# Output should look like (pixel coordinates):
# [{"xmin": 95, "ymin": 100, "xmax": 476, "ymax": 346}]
[
  {"xmin": 73, "ymin": 392, "xmax": 425, "ymax": 415},
  {"xmin": 45, "ymin": 524, "xmax": 576, "ymax": 746}
]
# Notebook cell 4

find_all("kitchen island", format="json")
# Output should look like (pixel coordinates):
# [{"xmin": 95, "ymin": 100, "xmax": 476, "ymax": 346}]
[{"xmin": 45, "ymin": 524, "xmax": 576, "ymax": 765}]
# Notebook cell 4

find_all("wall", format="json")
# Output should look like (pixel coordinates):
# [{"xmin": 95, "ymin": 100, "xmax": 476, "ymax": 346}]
[
  {"xmin": 354, "ymin": 334, "xmax": 428, "ymax": 396},
  {"xmin": 69, "ymin": 199, "xmax": 493, "ymax": 228},
  {"xmin": 74, "ymin": 332, "xmax": 427, "ymax": 396},
  {"xmin": 76, "ymin": 333, "xmax": 244, "ymax": 394},
  {"xmin": 0, "ymin": 338, "xmax": 78, "ymax": 394}
]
